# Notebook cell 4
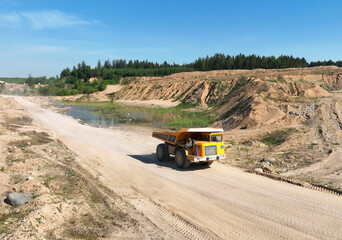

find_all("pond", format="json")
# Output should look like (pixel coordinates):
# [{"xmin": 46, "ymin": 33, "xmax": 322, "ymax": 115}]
[
  {"xmin": 55, "ymin": 102, "xmax": 216, "ymax": 129},
  {"xmin": 55, "ymin": 104, "xmax": 166, "ymax": 127}
]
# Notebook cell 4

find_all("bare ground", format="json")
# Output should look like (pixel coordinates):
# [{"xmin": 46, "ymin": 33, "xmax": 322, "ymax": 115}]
[
  {"xmin": 114, "ymin": 99, "xmax": 181, "ymax": 108},
  {"xmin": 1, "ymin": 95, "xmax": 341, "ymax": 240},
  {"xmin": 220, "ymin": 93, "xmax": 342, "ymax": 192},
  {"xmin": 0, "ymin": 97, "xmax": 166, "ymax": 239}
]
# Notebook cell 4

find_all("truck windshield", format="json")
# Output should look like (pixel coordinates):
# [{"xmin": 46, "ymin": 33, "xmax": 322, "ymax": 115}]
[{"xmin": 211, "ymin": 134, "xmax": 222, "ymax": 142}]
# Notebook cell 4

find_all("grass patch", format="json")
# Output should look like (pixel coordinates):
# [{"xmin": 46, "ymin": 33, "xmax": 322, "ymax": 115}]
[
  {"xmin": 64, "ymin": 213, "xmax": 108, "ymax": 239},
  {"xmin": 260, "ymin": 128, "xmax": 294, "ymax": 147},
  {"xmin": 310, "ymin": 143, "xmax": 318, "ymax": 148},
  {"xmin": 121, "ymin": 78, "xmax": 132, "ymax": 85},
  {"xmin": 6, "ymin": 155, "xmax": 24, "ymax": 164},
  {"xmin": 40, "ymin": 163, "xmax": 130, "ymax": 239},
  {"xmin": 43, "ymin": 177, "xmax": 55, "ymax": 188},
  {"xmin": 239, "ymin": 147, "xmax": 249, "ymax": 152},
  {"xmin": 89, "ymin": 190, "xmax": 101, "ymax": 204},
  {"xmin": 0, "ymin": 77, "xmax": 27, "ymax": 84},
  {"xmin": 320, "ymin": 83, "xmax": 340, "ymax": 92},
  {"xmin": 8, "ymin": 131, "xmax": 52, "ymax": 148},
  {"xmin": 17, "ymin": 116, "xmax": 33, "ymax": 125},
  {"xmin": 277, "ymin": 76, "xmax": 286, "ymax": 83},
  {"xmin": 298, "ymin": 78, "xmax": 308, "ymax": 83},
  {"xmin": 0, "ymin": 209, "xmax": 33, "ymax": 234}
]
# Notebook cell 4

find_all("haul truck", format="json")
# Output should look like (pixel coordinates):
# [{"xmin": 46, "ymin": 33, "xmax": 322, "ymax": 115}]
[{"xmin": 152, "ymin": 128, "xmax": 225, "ymax": 168}]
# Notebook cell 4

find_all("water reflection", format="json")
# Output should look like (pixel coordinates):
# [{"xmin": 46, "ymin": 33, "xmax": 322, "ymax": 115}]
[{"xmin": 55, "ymin": 104, "xmax": 165, "ymax": 127}]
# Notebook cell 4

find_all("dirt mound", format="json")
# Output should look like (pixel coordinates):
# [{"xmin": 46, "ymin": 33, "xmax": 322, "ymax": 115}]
[
  {"xmin": 303, "ymin": 85, "xmax": 331, "ymax": 97},
  {"xmin": 110, "ymin": 66, "xmax": 342, "ymax": 130},
  {"xmin": 79, "ymin": 84, "xmax": 123, "ymax": 102},
  {"xmin": 0, "ymin": 84, "xmax": 32, "ymax": 95},
  {"xmin": 53, "ymin": 85, "xmax": 124, "ymax": 102}
]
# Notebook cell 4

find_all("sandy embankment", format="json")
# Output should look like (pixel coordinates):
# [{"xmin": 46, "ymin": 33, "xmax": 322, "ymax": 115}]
[{"xmin": 0, "ymin": 96, "xmax": 156, "ymax": 239}]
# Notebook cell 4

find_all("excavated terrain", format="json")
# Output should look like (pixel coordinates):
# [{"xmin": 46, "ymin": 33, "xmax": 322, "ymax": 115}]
[
  {"xmin": 2, "ymin": 66, "xmax": 342, "ymax": 239},
  {"xmin": 110, "ymin": 66, "xmax": 341, "ymax": 129},
  {"xmin": 104, "ymin": 66, "xmax": 342, "ymax": 191},
  {"xmin": 17, "ymin": 66, "xmax": 342, "ymax": 192}
]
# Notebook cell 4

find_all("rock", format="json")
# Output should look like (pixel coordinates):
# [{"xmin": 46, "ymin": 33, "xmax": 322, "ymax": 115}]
[
  {"xmin": 5, "ymin": 193, "xmax": 33, "ymax": 206},
  {"xmin": 11, "ymin": 146, "xmax": 17, "ymax": 152},
  {"xmin": 261, "ymin": 162, "xmax": 274, "ymax": 173},
  {"xmin": 289, "ymin": 111, "xmax": 300, "ymax": 116},
  {"xmin": 7, "ymin": 146, "xmax": 15, "ymax": 153},
  {"xmin": 256, "ymin": 162, "xmax": 274, "ymax": 173},
  {"xmin": 27, "ymin": 142, "xmax": 31, "ymax": 146},
  {"xmin": 261, "ymin": 157, "xmax": 276, "ymax": 163},
  {"xmin": 26, "ymin": 176, "xmax": 34, "ymax": 181},
  {"xmin": 241, "ymin": 140, "xmax": 253, "ymax": 146},
  {"xmin": 254, "ymin": 168, "xmax": 263, "ymax": 173},
  {"xmin": 262, "ymin": 166, "xmax": 273, "ymax": 173}
]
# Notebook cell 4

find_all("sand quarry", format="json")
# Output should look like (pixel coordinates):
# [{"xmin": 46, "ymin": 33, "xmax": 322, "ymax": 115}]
[{"xmin": 1, "ymin": 66, "xmax": 342, "ymax": 239}]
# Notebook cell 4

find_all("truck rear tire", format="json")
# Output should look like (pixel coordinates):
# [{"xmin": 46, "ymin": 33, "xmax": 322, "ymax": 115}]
[
  {"xmin": 175, "ymin": 149, "xmax": 190, "ymax": 169},
  {"xmin": 156, "ymin": 144, "xmax": 168, "ymax": 161}
]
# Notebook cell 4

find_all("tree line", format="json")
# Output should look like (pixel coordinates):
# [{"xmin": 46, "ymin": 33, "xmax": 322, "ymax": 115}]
[
  {"xmin": 31, "ymin": 53, "xmax": 342, "ymax": 96},
  {"xmin": 309, "ymin": 60, "xmax": 342, "ymax": 67},
  {"xmin": 192, "ymin": 54, "xmax": 308, "ymax": 70}
]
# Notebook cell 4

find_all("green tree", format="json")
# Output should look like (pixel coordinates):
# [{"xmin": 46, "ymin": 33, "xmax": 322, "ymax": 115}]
[{"xmin": 26, "ymin": 74, "xmax": 35, "ymax": 88}]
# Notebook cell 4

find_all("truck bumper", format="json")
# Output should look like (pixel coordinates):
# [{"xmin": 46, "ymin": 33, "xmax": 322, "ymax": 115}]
[{"xmin": 192, "ymin": 154, "xmax": 226, "ymax": 162}]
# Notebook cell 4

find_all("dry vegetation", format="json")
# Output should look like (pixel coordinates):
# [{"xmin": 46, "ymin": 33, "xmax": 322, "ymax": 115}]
[{"xmin": 0, "ymin": 97, "xmax": 158, "ymax": 239}]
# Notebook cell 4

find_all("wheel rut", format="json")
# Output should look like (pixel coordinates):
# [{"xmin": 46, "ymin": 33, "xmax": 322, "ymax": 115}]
[{"xmin": 128, "ymin": 187, "xmax": 220, "ymax": 240}]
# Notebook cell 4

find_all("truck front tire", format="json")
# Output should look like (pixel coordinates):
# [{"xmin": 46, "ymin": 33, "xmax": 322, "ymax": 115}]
[
  {"xmin": 156, "ymin": 144, "xmax": 169, "ymax": 161},
  {"xmin": 175, "ymin": 149, "xmax": 190, "ymax": 169}
]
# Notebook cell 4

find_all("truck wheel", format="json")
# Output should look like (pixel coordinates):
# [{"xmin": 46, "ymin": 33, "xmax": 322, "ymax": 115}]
[
  {"xmin": 156, "ymin": 144, "xmax": 168, "ymax": 161},
  {"xmin": 175, "ymin": 149, "xmax": 190, "ymax": 169},
  {"xmin": 201, "ymin": 161, "xmax": 213, "ymax": 167}
]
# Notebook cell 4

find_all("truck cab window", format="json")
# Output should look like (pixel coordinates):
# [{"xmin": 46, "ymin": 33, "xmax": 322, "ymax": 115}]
[{"xmin": 211, "ymin": 135, "xmax": 222, "ymax": 142}]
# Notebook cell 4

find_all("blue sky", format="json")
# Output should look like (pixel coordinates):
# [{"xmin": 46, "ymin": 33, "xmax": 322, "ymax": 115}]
[{"xmin": 0, "ymin": 0, "xmax": 341, "ymax": 77}]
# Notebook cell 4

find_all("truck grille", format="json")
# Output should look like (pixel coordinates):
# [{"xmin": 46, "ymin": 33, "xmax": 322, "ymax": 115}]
[{"xmin": 205, "ymin": 146, "xmax": 217, "ymax": 156}]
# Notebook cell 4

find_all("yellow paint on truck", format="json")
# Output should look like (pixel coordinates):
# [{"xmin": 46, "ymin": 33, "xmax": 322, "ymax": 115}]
[{"xmin": 152, "ymin": 128, "xmax": 225, "ymax": 168}]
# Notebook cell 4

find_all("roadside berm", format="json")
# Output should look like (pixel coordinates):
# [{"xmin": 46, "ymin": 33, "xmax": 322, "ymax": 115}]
[{"xmin": 0, "ymin": 97, "xmax": 165, "ymax": 239}]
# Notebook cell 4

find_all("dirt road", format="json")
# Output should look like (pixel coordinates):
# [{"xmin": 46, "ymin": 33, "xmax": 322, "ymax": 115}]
[{"xmin": 6, "ymin": 96, "xmax": 342, "ymax": 240}]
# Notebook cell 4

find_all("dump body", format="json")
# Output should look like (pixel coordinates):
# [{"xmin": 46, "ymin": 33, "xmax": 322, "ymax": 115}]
[{"xmin": 152, "ymin": 128, "xmax": 225, "ymax": 168}]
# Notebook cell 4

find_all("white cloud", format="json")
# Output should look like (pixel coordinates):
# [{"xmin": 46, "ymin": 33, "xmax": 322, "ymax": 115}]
[
  {"xmin": 22, "ymin": 10, "xmax": 90, "ymax": 30},
  {"xmin": 0, "ymin": 13, "xmax": 22, "ymax": 28},
  {"xmin": 0, "ymin": 10, "xmax": 94, "ymax": 30}
]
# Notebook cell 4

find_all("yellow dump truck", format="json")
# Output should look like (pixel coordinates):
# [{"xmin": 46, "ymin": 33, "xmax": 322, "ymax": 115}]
[{"xmin": 152, "ymin": 128, "xmax": 225, "ymax": 168}]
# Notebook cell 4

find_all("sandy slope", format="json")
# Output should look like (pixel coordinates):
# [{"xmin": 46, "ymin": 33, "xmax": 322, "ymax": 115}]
[
  {"xmin": 114, "ymin": 99, "xmax": 181, "ymax": 108},
  {"xmin": 6, "ymin": 95, "xmax": 342, "ymax": 240}
]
